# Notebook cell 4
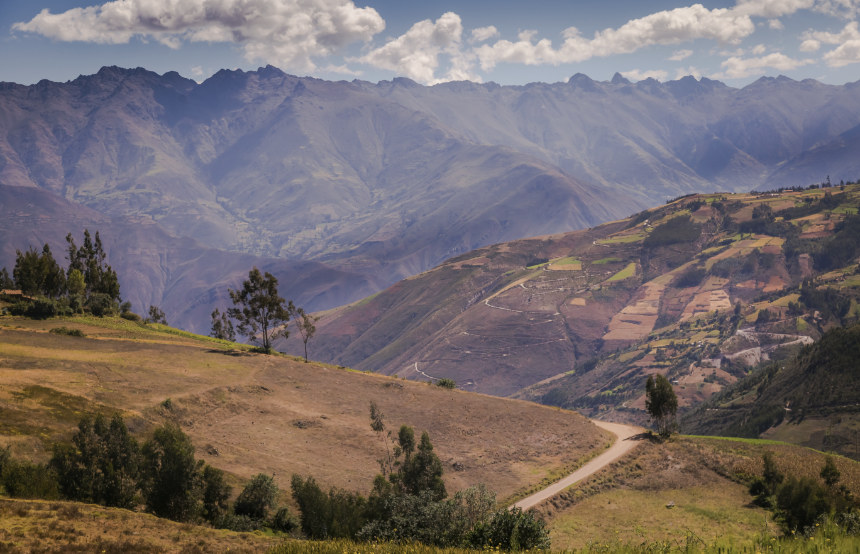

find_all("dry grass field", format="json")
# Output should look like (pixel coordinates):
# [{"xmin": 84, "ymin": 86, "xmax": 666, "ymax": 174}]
[
  {"xmin": 0, "ymin": 497, "xmax": 279, "ymax": 553},
  {"xmin": 0, "ymin": 315, "xmax": 610, "ymax": 502}
]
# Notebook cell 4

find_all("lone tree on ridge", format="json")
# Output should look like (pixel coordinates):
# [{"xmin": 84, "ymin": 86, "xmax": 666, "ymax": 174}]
[
  {"xmin": 228, "ymin": 267, "xmax": 292, "ymax": 353},
  {"xmin": 645, "ymin": 373, "xmax": 678, "ymax": 438}
]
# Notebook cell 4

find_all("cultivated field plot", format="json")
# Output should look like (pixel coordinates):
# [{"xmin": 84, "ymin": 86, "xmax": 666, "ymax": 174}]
[{"xmin": 602, "ymin": 279, "xmax": 664, "ymax": 341}]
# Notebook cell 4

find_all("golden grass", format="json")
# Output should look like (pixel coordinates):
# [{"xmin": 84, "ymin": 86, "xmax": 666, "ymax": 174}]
[{"xmin": 0, "ymin": 315, "xmax": 609, "ymax": 501}]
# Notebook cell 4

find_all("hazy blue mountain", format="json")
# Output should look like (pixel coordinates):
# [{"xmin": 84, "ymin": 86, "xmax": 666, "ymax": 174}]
[{"xmin": 2, "ymin": 66, "xmax": 859, "ymax": 330}]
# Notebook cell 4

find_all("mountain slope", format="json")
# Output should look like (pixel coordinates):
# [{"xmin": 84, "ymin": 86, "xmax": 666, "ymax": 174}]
[
  {"xmin": 298, "ymin": 184, "xmax": 860, "ymax": 404},
  {"xmin": 683, "ymin": 322, "xmax": 860, "ymax": 458}
]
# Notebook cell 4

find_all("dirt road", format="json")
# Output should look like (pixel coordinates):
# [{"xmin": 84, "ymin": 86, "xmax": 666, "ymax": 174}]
[{"xmin": 513, "ymin": 420, "xmax": 643, "ymax": 511}]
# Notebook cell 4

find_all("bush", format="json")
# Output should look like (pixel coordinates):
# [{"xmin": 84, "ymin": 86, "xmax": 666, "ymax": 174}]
[
  {"xmin": 466, "ymin": 507, "xmax": 550, "ymax": 551},
  {"xmin": 673, "ymin": 266, "xmax": 707, "ymax": 288},
  {"xmin": 120, "ymin": 311, "xmax": 142, "ymax": 322},
  {"xmin": 86, "ymin": 293, "xmax": 118, "ymax": 317},
  {"xmin": 436, "ymin": 378, "xmax": 456, "ymax": 389},
  {"xmin": 8, "ymin": 297, "xmax": 60, "ymax": 319},
  {"xmin": 271, "ymin": 507, "xmax": 297, "ymax": 533},
  {"xmin": 1, "ymin": 457, "xmax": 59, "ymax": 499},
  {"xmin": 234, "ymin": 473, "xmax": 278, "ymax": 521},
  {"xmin": 49, "ymin": 327, "xmax": 85, "ymax": 337},
  {"xmin": 214, "ymin": 513, "xmax": 265, "ymax": 532}
]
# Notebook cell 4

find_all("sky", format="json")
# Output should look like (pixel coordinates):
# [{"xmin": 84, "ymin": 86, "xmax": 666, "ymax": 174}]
[{"xmin": 2, "ymin": 0, "xmax": 860, "ymax": 87}]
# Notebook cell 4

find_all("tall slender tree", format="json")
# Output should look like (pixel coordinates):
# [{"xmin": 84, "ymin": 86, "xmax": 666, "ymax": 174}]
[{"xmin": 645, "ymin": 374, "xmax": 678, "ymax": 438}]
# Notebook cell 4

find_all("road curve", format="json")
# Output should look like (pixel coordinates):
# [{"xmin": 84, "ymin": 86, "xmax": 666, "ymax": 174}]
[{"xmin": 513, "ymin": 420, "xmax": 643, "ymax": 511}]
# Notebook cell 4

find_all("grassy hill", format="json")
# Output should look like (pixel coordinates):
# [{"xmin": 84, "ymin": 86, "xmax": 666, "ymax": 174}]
[{"xmin": 0, "ymin": 314, "xmax": 609, "ymax": 504}]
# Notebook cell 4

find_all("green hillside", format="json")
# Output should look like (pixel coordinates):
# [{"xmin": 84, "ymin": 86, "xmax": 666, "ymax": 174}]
[{"xmin": 683, "ymin": 322, "xmax": 860, "ymax": 458}]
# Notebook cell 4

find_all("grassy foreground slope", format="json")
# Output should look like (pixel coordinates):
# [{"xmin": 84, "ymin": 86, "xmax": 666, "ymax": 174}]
[
  {"xmin": 538, "ymin": 435, "xmax": 860, "ymax": 550},
  {"xmin": 0, "ymin": 315, "xmax": 609, "ymax": 502}
]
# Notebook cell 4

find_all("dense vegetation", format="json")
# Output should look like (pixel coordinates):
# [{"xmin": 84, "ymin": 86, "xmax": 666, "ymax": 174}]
[
  {"xmin": 287, "ymin": 404, "xmax": 550, "ymax": 550},
  {"xmin": 0, "ymin": 230, "xmax": 122, "ymax": 318},
  {"xmin": 0, "ymin": 414, "xmax": 295, "ymax": 533}
]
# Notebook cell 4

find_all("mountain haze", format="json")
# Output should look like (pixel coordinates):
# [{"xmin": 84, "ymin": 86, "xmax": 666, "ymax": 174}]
[{"xmin": 3, "ymin": 66, "xmax": 860, "ymax": 330}]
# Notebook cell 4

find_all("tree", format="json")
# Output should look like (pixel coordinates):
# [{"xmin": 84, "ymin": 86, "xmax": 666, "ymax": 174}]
[
  {"xmin": 821, "ymin": 456, "xmax": 840, "ymax": 488},
  {"xmin": 290, "ymin": 305, "xmax": 318, "ymax": 362},
  {"xmin": 140, "ymin": 422, "xmax": 203, "ymax": 522},
  {"xmin": 0, "ymin": 267, "xmax": 13, "ymax": 290},
  {"xmin": 12, "ymin": 244, "xmax": 65, "ymax": 297},
  {"xmin": 202, "ymin": 465, "xmax": 231, "ymax": 523},
  {"xmin": 210, "ymin": 308, "xmax": 236, "ymax": 341},
  {"xmin": 50, "ymin": 414, "xmax": 140, "ymax": 509},
  {"xmin": 234, "ymin": 473, "xmax": 278, "ymax": 521},
  {"xmin": 645, "ymin": 374, "xmax": 678, "ymax": 438},
  {"xmin": 146, "ymin": 305, "xmax": 167, "ymax": 325},
  {"xmin": 228, "ymin": 267, "xmax": 292, "ymax": 353}
]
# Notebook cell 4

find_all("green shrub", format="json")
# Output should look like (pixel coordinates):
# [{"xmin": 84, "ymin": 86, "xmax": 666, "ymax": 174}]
[
  {"xmin": 1, "ymin": 457, "xmax": 59, "ymax": 499},
  {"xmin": 234, "ymin": 473, "xmax": 278, "ymax": 521},
  {"xmin": 8, "ymin": 297, "xmax": 60, "ymax": 319},
  {"xmin": 271, "ymin": 507, "xmax": 297, "ymax": 533},
  {"xmin": 120, "ymin": 311, "xmax": 142, "ymax": 322},
  {"xmin": 436, "ymin": 378, "xmax": 456, "ymax": 389},
  {"xmin": 673, "ymin": 266, "xmax": 707, "ymax": 288},
  {"xmin": 49, "ymin": 327, "xmax": 85, "ymax": 337},
  {"xmin": 86, "ymin": 293, "xmax": 118, "ymax": 317},
  {"xmin": 466, "ymin": 507, "xmax": 550, "ymax": 551}
]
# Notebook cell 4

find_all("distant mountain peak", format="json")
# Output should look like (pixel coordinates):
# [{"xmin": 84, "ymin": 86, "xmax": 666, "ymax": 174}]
[{"xmin": 610, "ymin": 72, "xmax": 631, "ymax": 85}]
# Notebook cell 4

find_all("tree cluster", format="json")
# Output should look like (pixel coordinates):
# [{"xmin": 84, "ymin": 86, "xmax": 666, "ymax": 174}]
[
  {"xmin": 287, "ymin": 403, "xmax": 550, "ymax": 551},
  {"xmin": 1, "ymin": 230, "xmax": 122, "ymax": 318},
  {"xmin": 1, "ymin": 414, "xmax": 294, "ymax": 533},
  {"xmin": 749, "ymin": 452, "xmax": 858, "ymax": 534}
]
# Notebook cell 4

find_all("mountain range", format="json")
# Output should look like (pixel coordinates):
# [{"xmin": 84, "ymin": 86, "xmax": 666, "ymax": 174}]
[{"xmin": 3, "ymin": 66, "xmax": 860, "ymax": 331}]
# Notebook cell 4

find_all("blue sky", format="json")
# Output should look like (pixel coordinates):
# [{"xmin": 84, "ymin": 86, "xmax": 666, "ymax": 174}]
[{"xmin": 2, "ymin": 0, "xmax": 860, "ymax": 86}]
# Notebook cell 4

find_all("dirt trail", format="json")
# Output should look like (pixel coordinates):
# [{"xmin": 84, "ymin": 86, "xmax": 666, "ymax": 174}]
[{"xmin": 513, "ymin": 420, "xmax": 643, "ymax": 511}]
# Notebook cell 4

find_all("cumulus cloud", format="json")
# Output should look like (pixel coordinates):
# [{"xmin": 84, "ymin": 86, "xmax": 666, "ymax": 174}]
[
  {"xmin": 470, "ymin": 25, "xmax": 499, "ymax": 43},
  {"xmin": 768, "ymin": 19, "xmax": 784, "ymax": 30},
  {"xmin": 475, "ymin": 4, "xmax": 756, "ymax": 70},
  {"xmin": 669, "ymin": 48, "xmax": 694, "ymax": 61},
  {"xmin": 356, "ymin": 12, "xmax": 478, "ymax": 84},
  {"xmin": 802, "ymin": 21, "xmax": 860, "ymax": 66},
  {"xmin": 714, "ymin": 52, "xmax": 813, "ymax": 78},
  {"xmin": 752, "ymin": 43, "xmax": 767, "ymax": 54},
  {"xmin": 12, "ymin": 0, "xmax": 385, "ymax": 72},
  {"xmin": 621, "ymin": 69, "xmax": 668, "ymax": 81}
]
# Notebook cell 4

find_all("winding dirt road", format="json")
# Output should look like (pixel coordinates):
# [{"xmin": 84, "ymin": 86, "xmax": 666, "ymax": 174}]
[{"xmin": 513, "ymin": 420, "xmax": 643, "ymax": 510}]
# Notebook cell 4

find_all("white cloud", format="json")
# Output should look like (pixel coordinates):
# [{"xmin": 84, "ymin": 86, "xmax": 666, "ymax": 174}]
[
  {"xmin": 669, "ymin": 48, "xmax": 693, "ymax": 61},
  {"xmin": 470, "ymin": 25, "xmax": 499, "ymax": 43},
  {"xmin": 802, "ymin": 21, "xmax": 860, "ymax": 66},
  {"xmin": 621, "ymin": 68, "xmax": 668, "ymax": 81},
  {"xmin": 768, "ymin": 19, "xmax": 784, "ymax": 30},
  {"xmin": 714, "ymin": 52, "xmax": 813, "ymax": 78},
  {"xmin": 752, "ymin": 43, "xmax": 767, "ymax": 54},
  {"xmin": 356, "ymin": 12, "xmax": 479, "ymax": 84},
  {"xmin": 733, "ymin": 0, "xmax": 814, "ymax": 17},
  {"xmin": 476, "ymin": 4, "xmax": 756, "ymax": 70},
  {"xmin": 190, "ymin": 65, "xmax": 204, "ymax": 82},
  {"xmin": 814, "ymin": 0, "xmax": 860, "ymax": 19},
  {"xmin": 12, "ymin": 0, "xmax": 385, "ymax": 72},
  {"xmin": 800, "ymin": 39, "xmax": 821, "ymax": 51}
]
